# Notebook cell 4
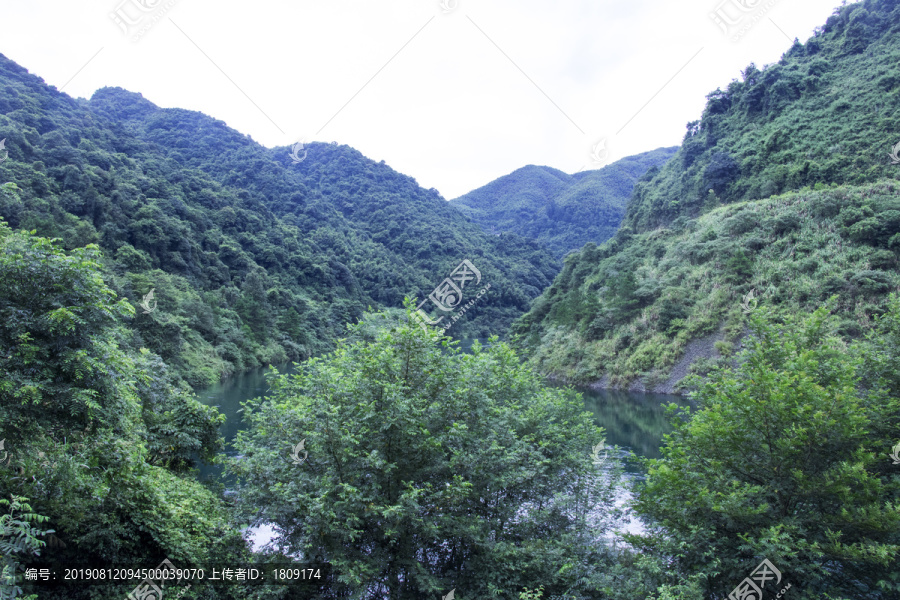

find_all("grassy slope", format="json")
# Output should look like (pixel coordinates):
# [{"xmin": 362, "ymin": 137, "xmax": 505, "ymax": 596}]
[{"xmin": 513, "ymin": 0, "xmax": 900, "ymax": 389}]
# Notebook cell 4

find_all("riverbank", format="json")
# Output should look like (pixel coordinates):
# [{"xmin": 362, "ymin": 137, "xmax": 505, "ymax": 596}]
[{"xmin": 581, "ymin": 327, "xmax": 728, "ymax": 395}]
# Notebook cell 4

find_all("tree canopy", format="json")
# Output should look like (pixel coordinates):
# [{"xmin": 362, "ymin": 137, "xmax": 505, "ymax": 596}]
[
  {"xmin": 229, "ymin": 302, "xmax": 623, "ymax": 599},
  {"xmin": 631, "ymin": 302, "xmax": 900, "ymax": 599}
]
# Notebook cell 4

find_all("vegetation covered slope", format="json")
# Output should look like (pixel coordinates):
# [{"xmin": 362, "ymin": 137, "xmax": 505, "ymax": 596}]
[
  {"xmin": 0, "ymin": 56, "xmax": 557, "ymax": 387},
  {"xmin": 625, "ymin": 1, "xmax": 900, "ymax": 232},
  {"xmin": 450, "ymin": 147, "xmax": 676, "ymax": 259},
  {"xmin": 513, "ymin": 0, "xmax": 900, "ymax": 389},
  {"xmin": 0, "ymin": 220, "xmax": 251, "ymax": 600}
]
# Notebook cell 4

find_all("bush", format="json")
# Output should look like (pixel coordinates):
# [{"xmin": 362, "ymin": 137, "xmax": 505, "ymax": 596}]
[
  {"xmin": 850, "ymin": 269, "xmax": 892, "ymax": 295},
  {"xmin": 765, "ymin": 212, "xmax": 801, "ymax": 235},
  {"xmin": 723, "ymin": 210, "xmax": 758, "ymax": 235},
  {"xmin": 703, "ymin": 152, "xmax": 740, "ymax": 195},
  {"xmin": 230, "ymin": 304, "xmax": 622, "ymax": 598},
  {"xmin": 633, "ymin": 304, "xmax": 900, "ymax": 598}
]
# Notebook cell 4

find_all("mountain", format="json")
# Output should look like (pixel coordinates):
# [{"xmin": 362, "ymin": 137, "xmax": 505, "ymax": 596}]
[
  {"xmin": 512, "ymin": 0, "xmax": 900, "ymax": 390},
  {"xmin": 0, "ymin": 56, "xmax": 558, "ymax": 387},
  {"xmin": 449, "ymin": 147, "xmax": 677, "ymax": 259}
]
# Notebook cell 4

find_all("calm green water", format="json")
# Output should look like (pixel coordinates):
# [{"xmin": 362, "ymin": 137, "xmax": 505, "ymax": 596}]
[
  {"xmin": 196, "ymin": 361, "xmax": 296, "ymax": 484},
  {"xmin": 550, "ymin": 382, "xmax": 680, "ymax": 462},
  {"xmin": 195, "ymin": 359, "xmax": 682, "ymax": 484},
  {"xmin": 195, "ymin": 356, "xmax": 683, "ymax": 545}
]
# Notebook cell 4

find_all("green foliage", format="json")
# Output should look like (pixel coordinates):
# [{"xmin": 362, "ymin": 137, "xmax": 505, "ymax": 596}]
[
  {"xmin": 0, "ymin": 56, "xmax": 559, "ymax": 387},
  {"xmin": 0, "ymin": 223, "xmax": 248, "ymax": 599},
  {"xmin": 0, "ymin": 496, "xmax": 50, "ymax": 600},
  {"xmin": 624, "ymin": 0, "xmax": 900, "ymax": 232},
  {"xmin": 518, "ymin": 585, "xmax": 545, "ymax": 600},
  {"xmin": 631, "ymin": 304, "xmax": 900, "ymax": 599},
  {"xmin": 132, "ymin": 349, "xmax": 226, "ymax": 471},
  {"xmin": 579, "ymin": 547, "xmax": 709, "ymax": 600},
  {"xmin": 450, "ymin": 148, "xmax": 677, "ymax": 260},
  {"xmin": 229, "ymin": 301, "xmax": 622, "ymax": 598},
  {"xmin": 0, "ymin": 219, "xmax": 136, "ymax": 438},
  {"xmin": 2, "ymin": 4, "xmax": 899, "ymax": 598}
]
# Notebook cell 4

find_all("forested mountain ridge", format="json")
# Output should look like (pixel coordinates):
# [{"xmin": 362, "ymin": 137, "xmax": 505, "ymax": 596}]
[
  {"xmin": 513, "ymin": 0, "xmax": 900, "ymax": 389},
  {"xmin": 90, "ymin": 86, "xmax": 556, "ymax": 308},
  {"xmin": 624, "ymin": 1, "xmax": 900, "ymax": 232},
  {"xmin": 3, "ymin": 2, "xmax": 900, "ymax": 597},
  {"xmin": 0, "ymin": 58, "xmax": 557, "ymax": 387},
  {"xmin": 450, "ymin": 147, "xmax": 677, "ymax": 259}
]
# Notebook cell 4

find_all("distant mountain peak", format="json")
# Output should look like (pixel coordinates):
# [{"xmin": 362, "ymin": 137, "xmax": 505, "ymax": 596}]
[{"xmin": 450, "ymin": 147, "xmax": 677, "ymax": 259}]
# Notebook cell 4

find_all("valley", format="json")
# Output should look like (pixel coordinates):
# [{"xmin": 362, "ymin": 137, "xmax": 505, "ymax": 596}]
[{"xmin": 1, "ymin": 1, "xmax": 900, "ymax": 598}]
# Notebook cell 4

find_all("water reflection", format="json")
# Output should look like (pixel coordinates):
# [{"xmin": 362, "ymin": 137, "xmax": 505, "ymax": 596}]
[
  {"xmin": 572, "ymin": 386, "xmax": 681, "ymax": 459},
  {"xmin": 196, "ymin": 361, "xmax": 295, "ymax": 484},
  {"xmin": 196, "ymin": 352, "xmax": 685, "ymax": 481},
  {"xmin": 194, "ymin": 348, "xmax": 687, "ymax": 547}
]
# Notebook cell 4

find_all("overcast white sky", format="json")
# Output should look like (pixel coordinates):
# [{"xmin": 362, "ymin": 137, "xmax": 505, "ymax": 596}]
[{"xmin": 1, "ymin": 0, "xmax": 842, "ymax": 198}]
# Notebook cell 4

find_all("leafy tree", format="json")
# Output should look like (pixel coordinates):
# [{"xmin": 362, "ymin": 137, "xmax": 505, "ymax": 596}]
[
  {"xmin": 631, "ymin": 303, "xmax": 900, "ymax": 599},
  {"xmin": 132, "ymin": 349, "xmax": 225, "ymax": 472},
  {"xmin": 230, "ymin": 302, "xmax": 622, "ymax": 599},
  {"xmin": 0, "ymin": 221, "xmax": 247, "ymax": 599},
  {"xmin": 0, "ymin": 496, "xmax": 51, "ymax": 600},
  {"xmin": 703, "ymin": 151, "xmax": 740, "ymax": 195},
  {"xmin": 723, "ymin": 248, "xmax": 753, "ymax": 284},
  {"xmin": 0, "ymin": 218, "xmax": 137, "ymax": 440}
]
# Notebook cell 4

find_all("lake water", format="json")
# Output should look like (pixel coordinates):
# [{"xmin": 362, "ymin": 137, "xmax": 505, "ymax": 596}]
[
  {"xmin": 195, "ymin": 362, "xmax": 297, "ymax": 484},
  {"xmin": 195, "ymin": 354, "xmax": 683, "ymax": 546},
  {"xmin": 196, "ymin": 364, "xmax": 679, "ymax": 478}
]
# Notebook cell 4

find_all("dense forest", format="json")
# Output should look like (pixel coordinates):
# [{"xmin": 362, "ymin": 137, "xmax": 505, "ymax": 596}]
[
  {"xmin": 2, "ymin": 0, "xmax": 900, "ymax": 598},
  {"xmin": 450, "ymin": 147, "xmax": 676, "ymax": 260},
  {"xmin": 513, "ymin": 0, "xmax": 900, "ymax": 390},
  {"xmin": 0, "ymin": 64, "xmax": 558, "ymax": 387}
]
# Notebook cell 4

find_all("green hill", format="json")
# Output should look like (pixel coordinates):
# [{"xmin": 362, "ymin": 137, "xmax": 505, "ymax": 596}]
[
  {"xmin": 0, "ymin": 58, "xmax": 558, "ymax": 387},
  {"xmin": 512, "ymin": 0, "xmax": 900, "ymax": 390},
  {"xmin": 450, "ymin": 147, "xmax": 677, "ymax": 259}
]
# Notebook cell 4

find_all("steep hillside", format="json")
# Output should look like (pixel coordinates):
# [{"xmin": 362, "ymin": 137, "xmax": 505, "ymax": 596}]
[
  {"xmin": 624, "ymin": 1, "xmax": 900, "ymax": 232},
  {"xmin": 513, "ymin": 0, "xmax": 900, "ymax": 390},
  {"xmin": 0, "ymin": 56, "xmax": 558, "ymax": 387},
  {"xmin": 450, "ymin": 147, "xmax": 676, "ymax": 259}
]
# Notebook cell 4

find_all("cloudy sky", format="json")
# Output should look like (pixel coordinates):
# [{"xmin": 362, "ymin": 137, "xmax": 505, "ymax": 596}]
[{"xmin": 1, "ymin": 0, "xmax": 841, "ymax": 198}]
